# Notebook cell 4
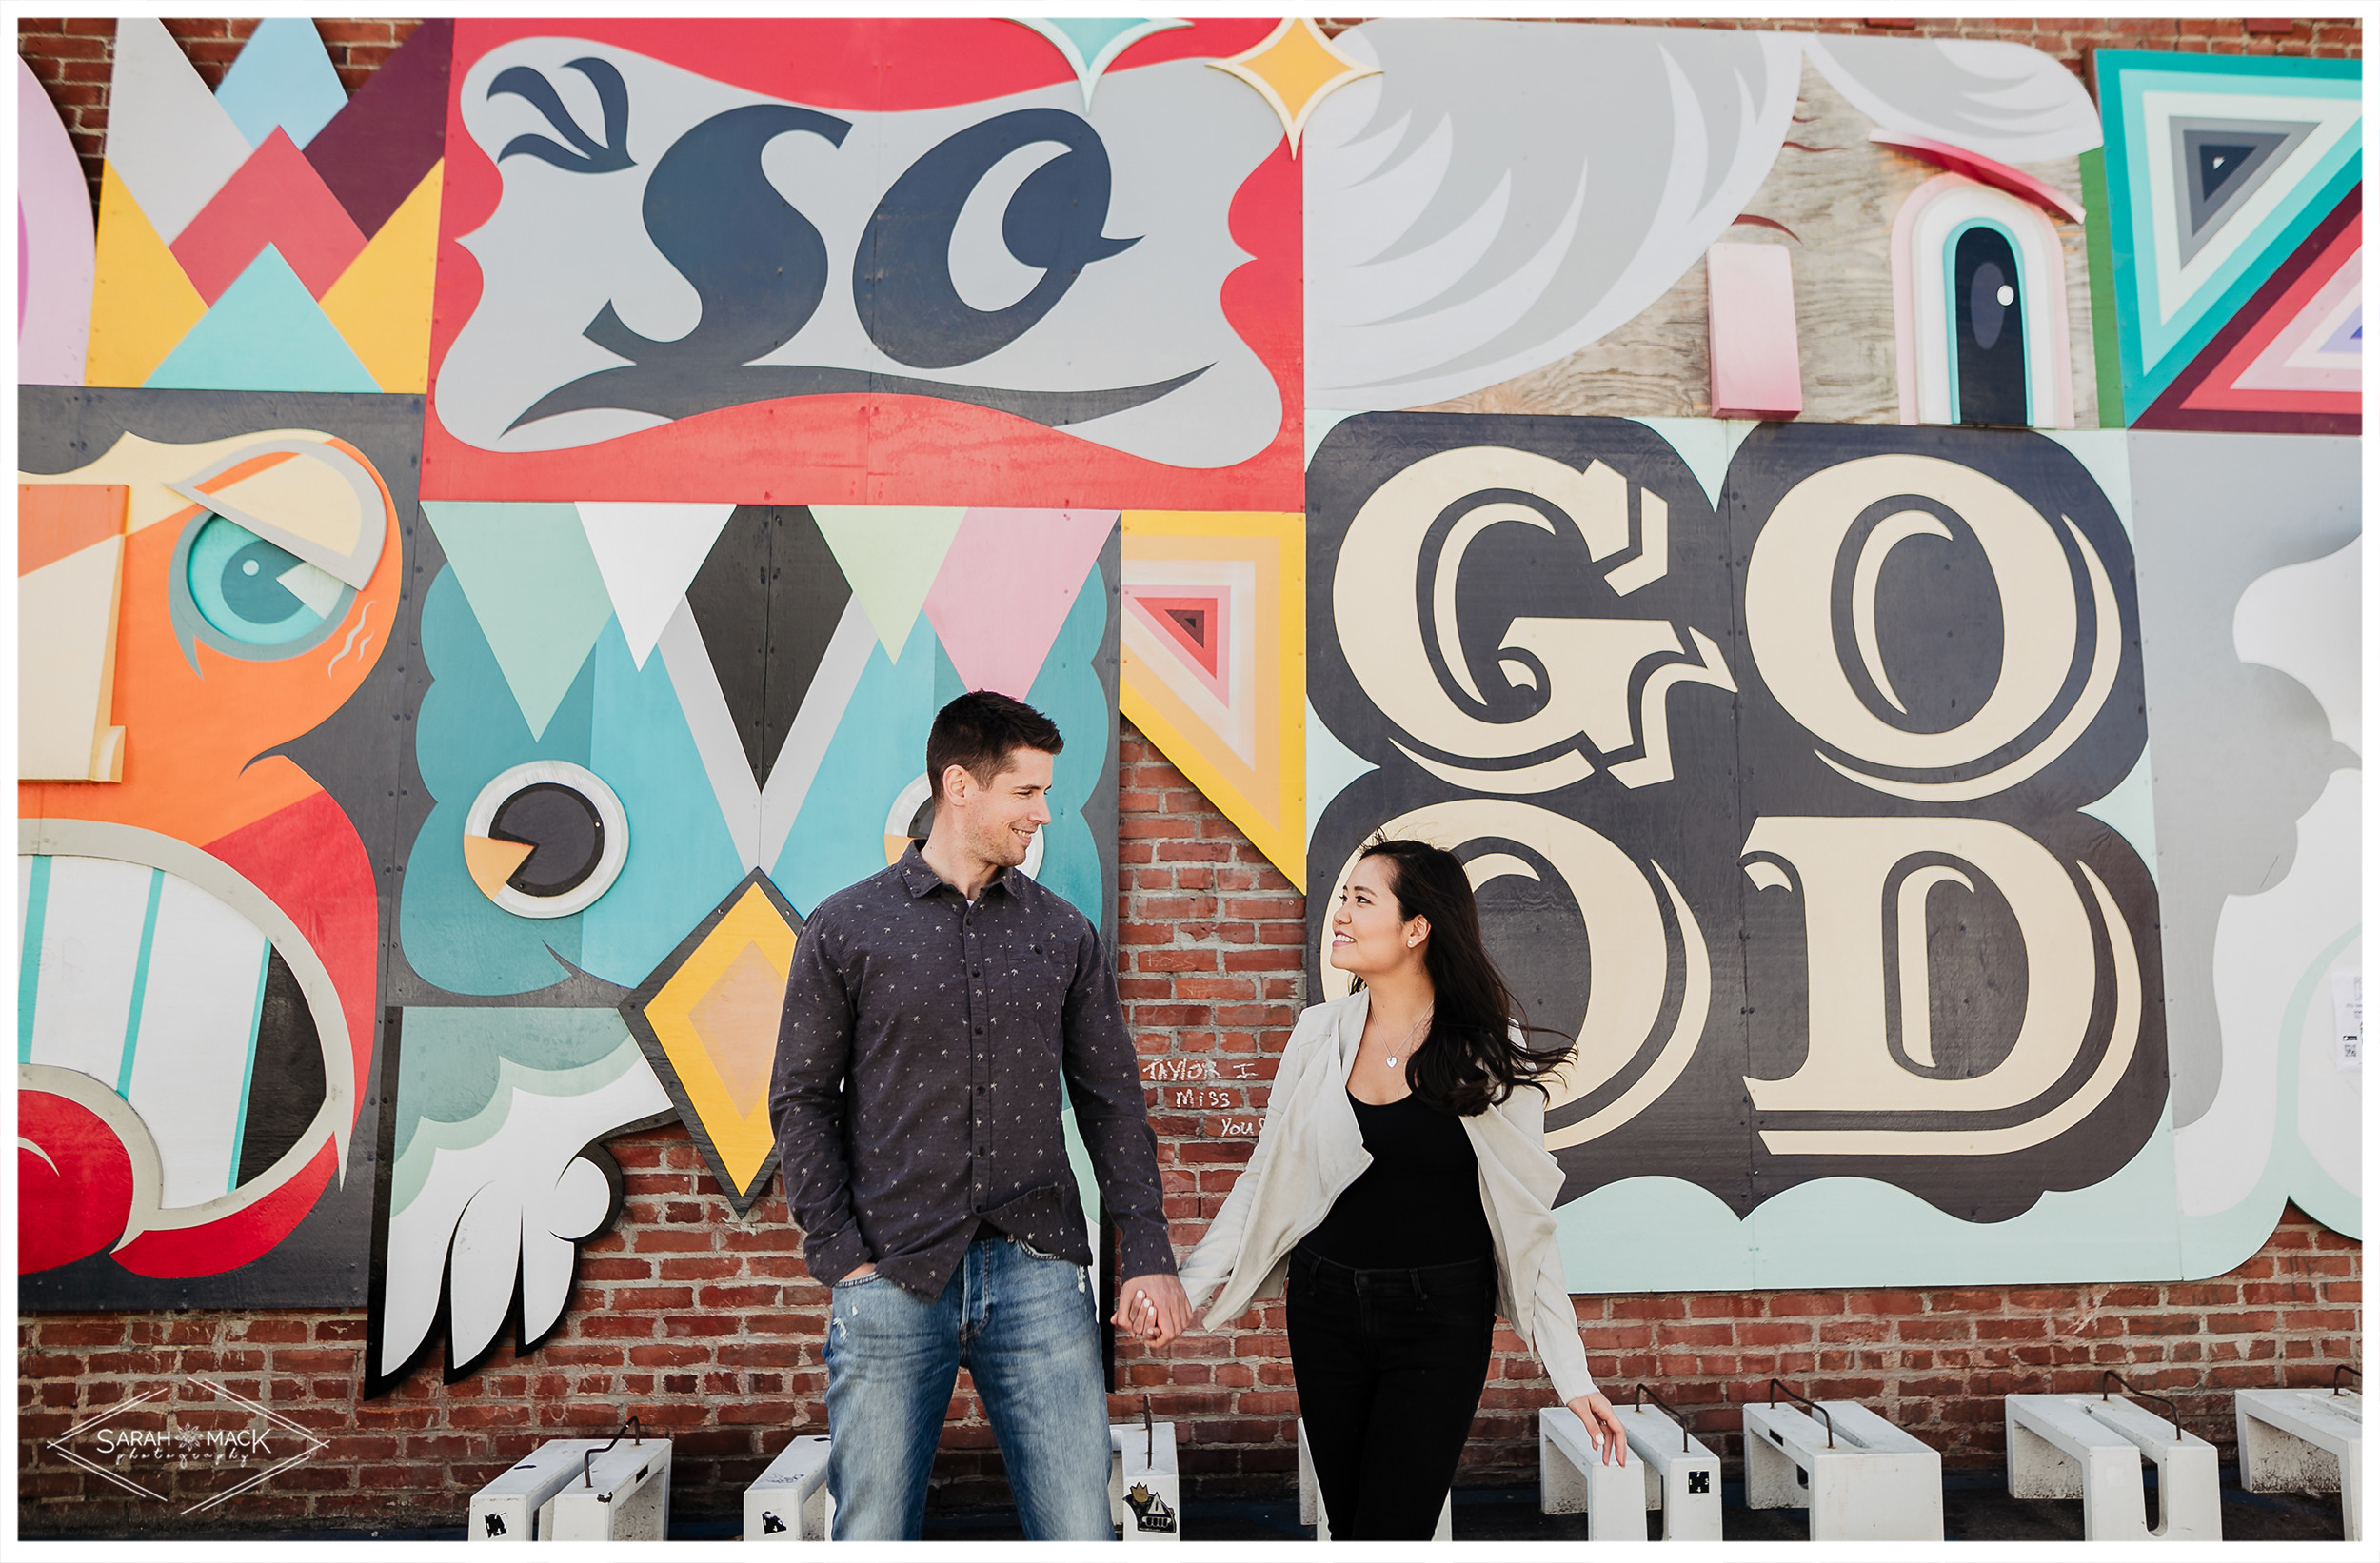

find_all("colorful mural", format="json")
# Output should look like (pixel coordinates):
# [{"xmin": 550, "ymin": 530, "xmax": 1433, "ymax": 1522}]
[
  {"xmin": 1304, "ymin": 415, "xmax": 2179, "ymax": 1285},
  {"xmin": 2089, "ymin": 50, "xmax": 2362, "ymax": 431},
  {"xmin": 18, "ymin": 55, "xmax": 97, "ymax": 386},
  {"xmin": 421, "ymin": 17, "xmax": 1300, "ymax": 509},
  {"xmin": 1119, "ymin": 510, "xmax": 1306, "ymax": 887},
  {"xmin": 2128, "ymin": 434, "xmax": 2361, "ymax": 1269},
  {"xmin": 1302, "ymin": 21, "xmax": 2105, "ymax": 427},
  {"xmin": 367, "ymin": 502, "xmax": 1121, "ymax": 1388},
  {"xmin": 82, "ymin": 17, "xmax": 449, "ymax": 395},
  {"xmin": 12, "ymin": 20, "xmax": 2360, "ymax": 1390},
  {"xmin": 19, "ymin": 386, "xmax": 417, "ymax": 1306}
]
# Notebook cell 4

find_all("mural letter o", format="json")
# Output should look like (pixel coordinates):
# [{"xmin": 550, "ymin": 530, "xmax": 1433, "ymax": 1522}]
[
  {"xmin": 1319, "ymin": 797, "xmax": 1710, "ymax": 1142},
  {"xmin": 1744, "ymin": 453, "xmax": 2111, "ymax": 790}
]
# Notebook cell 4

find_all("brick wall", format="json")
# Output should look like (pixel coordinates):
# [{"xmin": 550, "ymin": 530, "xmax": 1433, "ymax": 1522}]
[
  {"xmin": 13, "ymin": 11, "xmax": 2368, "ymax": 1538},
  {"xmin": 15, "ymin": 730, "xmax": 2364, "ymax": 1533},
  {"xmin": 17, "ymin": 17, "xmax": 2364, "ymax": 213},
  {"xmin": 16, "ymin": 18, "xmax": 422, "ymax": 208}
]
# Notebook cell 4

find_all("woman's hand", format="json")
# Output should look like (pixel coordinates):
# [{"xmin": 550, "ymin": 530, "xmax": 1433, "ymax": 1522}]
[
  {"xmin": 1109, "ymin": 1274, "xmax": 1193, "ymax": 1347},
  {"xmin": 1566, "ymin": 1391, "xmax": 1628, "ymax": 1465}
]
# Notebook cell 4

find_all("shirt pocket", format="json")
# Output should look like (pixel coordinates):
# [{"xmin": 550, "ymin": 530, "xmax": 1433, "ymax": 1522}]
[{"xmin": 991, "ymin": 938, "xmax": 1075, "ymax": 1023}]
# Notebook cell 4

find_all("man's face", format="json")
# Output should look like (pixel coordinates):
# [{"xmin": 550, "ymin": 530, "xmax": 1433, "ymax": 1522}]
[{"xmin": 944, "ymin": 746, "xmax": 1057, "ymax": 869}]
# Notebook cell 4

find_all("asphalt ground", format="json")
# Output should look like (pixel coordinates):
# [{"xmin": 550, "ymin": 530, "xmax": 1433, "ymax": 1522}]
[
  {"xmin": 32, "ymin": 1467, "xmax": 2349, "ymax": 1543},
  {"xmin": 911, "ymin": 1472, "xmax": 2354, "ymax": 1543}
]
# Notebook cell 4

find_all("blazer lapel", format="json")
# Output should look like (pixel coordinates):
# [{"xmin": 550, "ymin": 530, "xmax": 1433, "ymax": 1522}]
[{"xmin": 1332, "ymin": 988, "xmax": 1369, "ymax": 1087}]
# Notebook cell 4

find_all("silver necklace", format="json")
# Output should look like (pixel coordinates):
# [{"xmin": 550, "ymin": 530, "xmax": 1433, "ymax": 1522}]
[{"xmin": 1383, "ymin": 1007, "xmax": 1432, "ymax": 1069}]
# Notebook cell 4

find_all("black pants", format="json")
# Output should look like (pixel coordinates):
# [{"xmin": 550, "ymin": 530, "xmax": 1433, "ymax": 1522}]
[{"xmin": 1286, "ymin": 1246, "xmax": 1497, "ymax": 1540}]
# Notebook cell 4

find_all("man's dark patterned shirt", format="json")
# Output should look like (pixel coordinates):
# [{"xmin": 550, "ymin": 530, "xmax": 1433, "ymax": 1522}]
[{"xmin": 769, "ymin": 843, "xmax": 1175, "ymax": 1301}]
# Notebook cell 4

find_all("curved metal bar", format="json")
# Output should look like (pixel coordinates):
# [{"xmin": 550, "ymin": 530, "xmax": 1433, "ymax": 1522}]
[
  {"xmin": 1767, "ymin": 1378, "xmax": 1834, "ymax": 1449},
  {"xmin": 2334, "ymin": 1364, "xmax": 2362, "ymax": 1396},
  {"xmin": 2100, "ymin": 1371, "xmax": 2183, "ymax": 1437},
  {"xmin": 1635, "ymin": 1383, "xmax": 1692, "ymax": 1454},
  {"xmin": 583, "ymin": 1415, "xmax": 645, "ymax": 1490}
]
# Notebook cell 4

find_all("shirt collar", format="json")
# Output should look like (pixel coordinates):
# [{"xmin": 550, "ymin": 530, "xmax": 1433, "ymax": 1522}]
[{"xmin": 897, "ymin": 841, "xmax": 1013, "ymax": 900}]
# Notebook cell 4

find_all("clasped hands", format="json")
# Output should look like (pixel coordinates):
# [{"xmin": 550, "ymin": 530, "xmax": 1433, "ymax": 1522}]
[{"xmin": 1110, "ymin": 1273, "xmax": 1194, "ymax": 1347}]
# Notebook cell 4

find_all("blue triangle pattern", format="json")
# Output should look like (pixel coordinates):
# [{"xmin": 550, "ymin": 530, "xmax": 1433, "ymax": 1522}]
[
  {"xmin": 143, "ymin": 245, "xmax": 379, "ymax": 392},
  {"xmin": 418, "ymin": 502, "xmax": 618, "ymax": 742},
  {"xmin": 214, "ymin": 17, "xmax": 349, "ymax": 149}
]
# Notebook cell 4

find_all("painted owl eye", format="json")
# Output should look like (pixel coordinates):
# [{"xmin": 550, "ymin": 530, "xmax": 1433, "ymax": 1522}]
[
  {"xmin": 463, "ymin": 762, "xmax": 629, "ymax": 919},
  {"xmin": 172, "ymin": 513, "xmax": 354, "ymax": 658}
]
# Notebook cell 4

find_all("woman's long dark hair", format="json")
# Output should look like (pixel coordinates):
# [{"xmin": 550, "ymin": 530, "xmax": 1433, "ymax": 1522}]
[{"xmin": 1351, "ymin": 839, "xmax": 1575, "ymax": 1116}]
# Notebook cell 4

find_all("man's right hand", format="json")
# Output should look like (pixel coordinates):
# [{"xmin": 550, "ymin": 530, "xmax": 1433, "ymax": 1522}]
[{"xmin": 840, "ymin": 1261, "xmax": 878, "ymax": 1283}]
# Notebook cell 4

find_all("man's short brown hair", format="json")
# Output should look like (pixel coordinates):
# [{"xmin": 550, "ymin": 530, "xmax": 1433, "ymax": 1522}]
[{"xmin": 926, "ymin": 691, "xmax": 1064, "ymax": 802}]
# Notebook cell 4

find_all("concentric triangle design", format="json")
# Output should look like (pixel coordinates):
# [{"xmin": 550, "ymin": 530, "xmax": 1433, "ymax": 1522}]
[
  {"xmin": 617, "ymin": 870, "xmax": 802, "ymax": 1216},
  {"xmin": 2140, "ymin": 190, "xmax": 2361, "ymax": 434},
  {"xmin": 2172, "ymin": 118, "xmax": 2309, "ymax": 265},
  {"xmin": 2097, "ymin": 50, "xmax": 2362, "ymax": 420},
  {"xmin": 2231, "ymin": 246, "xmax": 2359, "ymax": 394},
  {"xmin": 1117, "ymin": 511, "xmax": 1306, "ymax": 889},
  {"xmin": 1123, "ymin": 586, "xmax": 1229, "ymax": 701}
]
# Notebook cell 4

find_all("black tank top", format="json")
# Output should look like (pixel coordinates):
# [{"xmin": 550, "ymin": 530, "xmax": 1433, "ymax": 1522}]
[{"xmin": 1301, "ymin": 1091, "xmax": 1495, "ymax": 1268}]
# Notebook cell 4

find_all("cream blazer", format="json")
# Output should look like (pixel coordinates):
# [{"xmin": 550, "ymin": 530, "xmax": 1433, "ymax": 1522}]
[{"xmin": 1176, "ymin": 991, "xmax": 1597, "ymax": 1404}]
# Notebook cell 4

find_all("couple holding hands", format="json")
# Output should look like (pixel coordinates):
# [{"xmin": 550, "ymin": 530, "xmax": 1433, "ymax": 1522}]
[{"xmin": 770, "ymin": 693, "xmax": 1626, "ymax": 1541}]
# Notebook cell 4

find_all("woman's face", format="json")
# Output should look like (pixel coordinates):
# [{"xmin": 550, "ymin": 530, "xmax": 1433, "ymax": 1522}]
[{"xmin": 1329, "ymin": 855, "xmax": 1427, "ymax": 978}]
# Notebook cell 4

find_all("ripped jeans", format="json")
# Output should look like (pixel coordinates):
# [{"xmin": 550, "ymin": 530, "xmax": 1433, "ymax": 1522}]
[{"xmin": 823, "ymin": 1233, "xmax": 1113, "ymax": 1541}]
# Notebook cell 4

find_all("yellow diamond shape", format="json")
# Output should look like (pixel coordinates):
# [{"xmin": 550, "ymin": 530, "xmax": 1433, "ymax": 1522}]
[
  {"xmin": 1207, "ymin": 18, "xmax": 1380, "ymax": 155},
  {"xmin": 640, "ymin": 883, "xmax": 797, "ymax": 1197}
]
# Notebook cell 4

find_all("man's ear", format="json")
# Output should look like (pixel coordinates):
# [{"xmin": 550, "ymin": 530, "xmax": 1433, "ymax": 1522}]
[{"xmin": 940, "ymin": 762, "xmax": 975, "ymax": 804}]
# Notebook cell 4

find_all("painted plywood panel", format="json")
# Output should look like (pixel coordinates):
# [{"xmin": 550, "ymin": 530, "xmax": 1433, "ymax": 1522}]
[
  {"xmin": 83, "ymin": 20, "xmax": 452, "ymax": 395},
  {"xmin": 18, "ymin": 57, "xmax": 98, "ymax": 386},
  {"xmin": 421, "ymin": 18, "xmax": 1299, "ymax": 508},
  {"xmin": 1307, "ymin": 414, "xmax": 2169, "ymax": 1289},
  {"xmin": 368, "ymin": 497, "xmax": 1120, "ymax": 1386},
  {"xmin": 2092, "ymin": 50, "xmax": 2361, "ymax": 430},
  {"xmin": 2126, "ymin": 432, "xmax": 2360, "ymax": 1268},
  {"xmin": 18, "ymin": 386, "xmax": 425, "ymax": 1310},
  {"xmin": 1307, "ymin": 25, "xmax": 2098, "ymax": 426}
]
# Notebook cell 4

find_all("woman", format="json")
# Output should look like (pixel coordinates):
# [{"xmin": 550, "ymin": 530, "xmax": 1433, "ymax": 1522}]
[{"xmin": 1171, "ymin": 839, "xmax": 1628, "ymax": 1539}]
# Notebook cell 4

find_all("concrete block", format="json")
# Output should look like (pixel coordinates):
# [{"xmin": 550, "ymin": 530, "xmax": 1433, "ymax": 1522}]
[
  {"xmin": 1742, "ymin": 1398, "xmax": 1942, "ymax": 1542},
  {"xmin": 2236, "ymin": 1388, "xmax": 2360, "ymax": 1543},
  {"xmin": 744, "ymin": 1434, "xmax": 832, "ymax": 1541},
  {"xmin": 469, "ymin": 1435, "xmax": 671, "ymax": 1542}
]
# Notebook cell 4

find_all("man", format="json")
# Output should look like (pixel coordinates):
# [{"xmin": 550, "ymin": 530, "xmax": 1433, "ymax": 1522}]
[{"xmin": 771, "ymin": 690, "xmax": 1191, "ymax": 1540}]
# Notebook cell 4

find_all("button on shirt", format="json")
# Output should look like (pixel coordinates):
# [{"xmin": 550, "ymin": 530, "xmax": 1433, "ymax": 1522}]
[{"xmin": 769, "ymin": 843, "xmax": 1175, "ymax": 1302}]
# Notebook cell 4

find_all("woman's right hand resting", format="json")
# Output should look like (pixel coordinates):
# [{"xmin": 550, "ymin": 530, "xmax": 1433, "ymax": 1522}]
[{"xmin": 1567, "ymin": 1392, "xmax": 1628, "ymax": 1464}]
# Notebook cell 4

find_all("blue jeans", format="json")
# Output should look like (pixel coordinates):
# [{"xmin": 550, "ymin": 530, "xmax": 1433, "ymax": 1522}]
[{"xmin": 823, "ymin": 1235, "xmax": 1113, "ymax": 1540}]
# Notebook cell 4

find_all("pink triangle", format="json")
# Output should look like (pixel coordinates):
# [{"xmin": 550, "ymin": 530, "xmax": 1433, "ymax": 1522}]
[
  {"xmin": 1122, "ymin": 586, "xmax": 1232, "ymax": 705},
  {"xmin": 923, "ymin": 509, "xmax": 1118, "ymax": 699}
]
